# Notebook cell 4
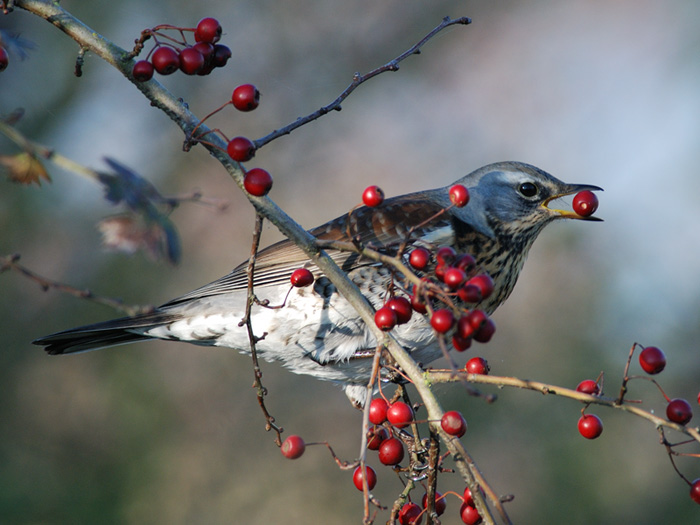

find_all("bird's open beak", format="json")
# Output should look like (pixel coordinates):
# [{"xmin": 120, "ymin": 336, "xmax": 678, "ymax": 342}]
[{"xmin": 542, "ymin": 183, "xmax": 604, "ymax": 221}]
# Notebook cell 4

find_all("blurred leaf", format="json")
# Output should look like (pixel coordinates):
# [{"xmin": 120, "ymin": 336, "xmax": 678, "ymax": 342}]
[
  {"xmin": 97, "ymin": 214, "xmax": 180, "ymax": 264},
  {"xmin": 0, "ymin": 152, "xmax": 51, "ymax": 185}
]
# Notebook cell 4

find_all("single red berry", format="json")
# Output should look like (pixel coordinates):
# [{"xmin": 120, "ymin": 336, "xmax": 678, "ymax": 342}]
[
  {"xmin": 467, "ymin": 309, "xmax": 488, "ymax": 330},
  {"xmin": 0, "ymin": 47, "xmax": 9, "ymax": 72},
  {"xmin": 465, "ymin": 357, "xmax": 489, "ymax": 375},
  {"xmin": 466, "ymin": 274, "xmax": 494, "ymax": 301},
  {"xmin": 455, "ymin": 253, "xmax": 476, "ymax": 271},
  {"xmin": 378, "ymin": 437, "xmax": 404, "ymax": 465},
  {"xmin": 639, "ymin": 346, "xmax": 666, "ymax": 374},
  {"xmin": 452, "ymin": 333, "xmax": 472, "ymax": 352},
  {"xmin": 243, "ymin": 168, "xmax": 272, "ymax": 196},
  {"xmin": 387, "ymin": 296, "xmax": 413, "ymax": 325},
  {"xmin": 576, "ymin": 379, "xmax": 600, "ymax": 395},
  {"xmin": 398, "ymin": 502, "xmax": 423, "ymax": 525},
  {"xmin": 463, "ymin": 487, "xmax": 475, "ymax": 507},
  {"xmin": 366, "ymin": 426, "xmax": 389, "ymax": 450},
  {"xmin": 434, "ymin": 264, "xmax": 447, "ymax": 282},
  {"xmin": 352, "ymin": 465, "xmax": 377, "ymax": 491},
  {"xmin": 281, "ymin": 435, "xmax": 305, "ymax": 459},
  {"xmin": 421, "ymin": 492, "xmax": 447, "ymax": 516},
  {"xmin": 132, "ymin": 60, "xmax": 154, "ymax": 81},
  {"xmin": 436, "ymin": 246, "xmax": 457, "ymax": 266},
  {"xmin": 460, "ymin": 503, "xmax": 482, "ymax": 525},
  {"xmin": 449, "ymin": 184, "xmax": 470, "ymax": 207},
  {"xmin": 375, "ymin": 306, "xmax": 398, "ymax": 331},
  {"xmin": 227, "ymin": 136, "xmax": 256, "ymax": 162},
  {"xmin": 457, "ymin": 284, "xmax": 481, "ymax": 303},
  {"xmin": 410, "ymin": 292, "xmax": 428, "ymax": 314},
  {"xmin": 572, "ymin": 190, "xmax": 599, "ymax": 217},
  {"xmin": 444, "ymin": 267, "xmax": 467, "ymax": 290},
  {"xmin": 690, "ymin": 479, "xmax": 700, "ymax": 505},
  {"xmin": 368, "ymin": 398, "xmax": 389, "ymax": 425},
  {"xmin": 473, "ymin": 318, "xmax": 496, "ymax": 343},
  {"xmin": 151, "ymin": 46, "xmax": 180, "ymax": 75},
  {"xmin": 441, "ymin": 410, "xmax": 467, "ymax": 437},
  {"xmin": 409, "ymin": 247, "xmax": 430, "ymax": 270},
  {"xmin": 194, "ymin": 17, "xmax": 222, "ymax": 44},
  {"xmin": 232, "ymin": 83, "xmax": 260, "ymax": 111},
  {"xmin": 192, "ymin": 42, "xmax": 215, "ymax": 62},
  {"xmin": 211, "ymin": 44, "xmax": 232, "ymax": 67},
  {"xmin": 430, "ymin": 309, "xmax": 455, "ymax": 334},
  {"xmin": 666, "ymin": 398, "xmax": 693, "ymax": 425},
  {"xmin": 362, "ymin": 185, "xmax": 385, "ymax": 207},
  {"xmin": 178, "ymin": 47, "xmax": 205, "ymax": 75},
  {"xmin": 578, "ymin": 414, "xmax": 603, "ymax": 439},
  {"xmin": 290, "ymin": 268, "xmax": 314, "ymax": 288},
  {"xmin": 387, "ymin": 401, "xmax": 414, "ymax": 429}
]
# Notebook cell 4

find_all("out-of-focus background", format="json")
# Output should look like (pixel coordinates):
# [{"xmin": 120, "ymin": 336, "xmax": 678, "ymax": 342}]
[{"xmin": 2, "ymin": 0, "xmax": 699, "ymax": 523}]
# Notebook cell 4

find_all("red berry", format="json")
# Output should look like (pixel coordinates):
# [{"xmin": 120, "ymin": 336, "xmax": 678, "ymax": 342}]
[
  {"xmin": 374, "ymin": 306, "xmax": 398, "ymax": 331},
  {"xmin": 572, "ymin": 190, "xmax": 599, "ymax": 217},
  {"xmin": 466, "ymin": 274, "xmax": 494, "ymax": 301},
  {"xmin": 281, "ymin": 435, "xmax": 305, "ymax": 459},
  {"xmin": 151, "ymin": 46, "xmax": 180, "ymax": 75},
  {"xmin": 460, "ymin": 503, "xmax": 482, "ymax": 524},
  {"xmin": 458, "ymin": 284, "xmax": 481, "ymax": 303},
  {"xmin": 211, "ymin": 44, "xmax": 232, "ymax": 67},
  {"xmin": 467, "ymin": 310, "xmax": 488, "ymax": 330},
  {"xmin": 441, "ymin": 410, "xmax": 467, "ymax": 437},
  {"xmin": 449, "ymin": 184, "xmax": 470, "ymax": 207},
  {"xmin": 398, "ymin": 502, "xmax": 423, "ymax": 525},
  {"xmin": 227, "ymin": 136, "xmax": 256, "ymax": 162},
  {"xmin": 352, "ymin": 465, "xmax": 377, "ymax": 491},
  {"xmin": 0, "ymin": 47, "xmax": 9, "ymax": 72},
  {"xmin": 463, "ymin": 487, "xmax": 475, "ymax": 506},
  {"xmin": 232, "ymin": 83, "xmax": 260, "ymax": 111},
  {"xmin": 691, "ymin": 479, "xmax": 700, "ymax": 505},
  {"xmin": 387, "ymin": 401, "xmax": 414, "ymax": 429},
  {"xmin": 409, "ymin": 247, "xmax": 431, "ymax": 270},
  {"xmin": 410, "ymin": 292, "xmax": 428, "ymax": 314},
  {"xmin": 362, "ymin": 185, "xmax": 385, "ymax": 207},
  {"xmin": 192, "ymin": 42, "xmax": 215, "ymax": 63},
  {"xmin": 243, "ymin": 168, "xmax": 272, "ymax": 196},
  {"xmin": 387, "ymin": 296, "xmax": 412, "ymax": 325},
  {"xmin": 132, "ymin": 60, "xmax": 154, "ymax": 81},
  {"xmin": 366, "ymin": 426, "xmax": 389, "ymax": 450},
  {"xmin": 666, "ymin": 398, "xmax": 693, "ymax": 425},
  {"xmin": 430, "ymin": 309, "xmax": 454, "ymax": 333},
  {"xmin": 368, "ymin": 398, "xmax": 389, "ymax": 425},
  {"xmin": 452, "ymin": 333, "xmax": 472, "ymax": 352},
  {"xmin": 465, "ymin": 357, "xmax": 489, "ymax": 375},
  {"xmin": 639, "ymin": 346, "xmax": 666, "ymax": 374},
  {"xmin": 378, "ymin": 437, "xmax": 404, "ymax": 465},
  {"xmin": 576, "ymin": 379, "xmax": 600, "ymax": 395},
  {"xmin": 436, "ymin": 246, "xmax": 457, "ymax": 266},
  {"xmin": 195, "ymin": 17, "xmax": 222, "ymax": 44},
  {"xmin": 473, "ymin": 318, "xmax": 496, "ymax": 343},
  {"xmin": 421, "ymin": 492, "xmax": 447, "ymax": 516},
  {"xmin": 290, "ymin": 268, "xmax": 314, "ymax": 288},
  {"xmin": 444, "ymin": 267, "xmax": 467, "ymax": 289},
  {"xmin": 578, "ymin": 414, "xmax": 603, "ymax": 439},
  {"xmin": 178, "ymin": 47, "xmax": 205, "ymax": 75}
]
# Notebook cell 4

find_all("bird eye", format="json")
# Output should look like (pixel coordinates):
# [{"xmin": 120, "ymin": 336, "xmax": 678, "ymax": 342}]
[{"xmin": 518, "ymin": 182, "xmax": 538, "ymax": 198}]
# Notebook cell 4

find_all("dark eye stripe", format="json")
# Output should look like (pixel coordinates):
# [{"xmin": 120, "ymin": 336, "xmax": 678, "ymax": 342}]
[{"xmin": 518, "ymin": 182, "xmax": 538, "ymax": 198}]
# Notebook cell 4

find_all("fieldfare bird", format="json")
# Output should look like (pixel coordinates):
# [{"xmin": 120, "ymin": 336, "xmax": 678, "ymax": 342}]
[{"xmin": 34, "ymin": 161, "xmax": 602, "ymax": 405}]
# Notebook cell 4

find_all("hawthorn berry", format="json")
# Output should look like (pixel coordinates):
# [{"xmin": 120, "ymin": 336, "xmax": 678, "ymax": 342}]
[
  {"xmin": 378, "ymin": 437, "xmax": 404, "ymax": 465},
  {"xmin": 368, "ymin": 398, "xmax": 389, "ymax": 425},
  {"xmin": 387, "ymin": 296, "xmax": 412, "ymax": 324},
  {"xmin": 290, "ymin": 268, "xmax": 314, "ymax": 288},
  {"xmin": 430, "ymin": 309, "xmax": 455, "ymax": 333},
  {"xmin": 280, "ymin": 435, "xmax": 305, "ymax": 459},
  {"xmin": 666, "ymin": 398, "xmax": 693, "ymax": 425},
  {"xmin": 151, "ymin": 46, "xmax": 180, "ymax": 75},
  {"xmin": 691, "ymin": 479, "xmax": 700, "ymax": 505},
  {"xmin": 387, "ymin": 401, "xmax": 414, "ymax": 429},
  {"xmin": 0, "ymin": 47, "xmax": 8, "ymax": 72},
  {"xmin": 352, "ymin": 465, "xmax": 377, "ymax": 491},
  {"xmin": 227, "ymin": 136, "xmax": 256, "ymax": 162},
  {"xmin": 639, "ymin": 345, "xmax": 666, "ymax": 374},
  {"xmin": 577, "ymin": 414, "xmax": 603, "ymax": 439},
  {"xmin": 572, "ymin": 190, "xmax": 599, "ymax": 217},
  {"xmin": 576, "ymin": 379, "xmax": 600, "ymax": 395},
  {"xmin": 463, "ymin": 487, "xmax": 475, "ymax": 507},
  {"xmin": 232, "ymin": 83, "xmax": 260, "ymax": 111},
  {"xmin": 194, "ymin": 17, "xmax": 222, "ymax": 44},
  {"xmin": 409, "ymin": 247, "xmax": 430, "ymax": 270},
  {"xmin": 192, "ymin": 42, "xmax": 215, "ymax": 62},
  {"xmin": 458, "ymin": 284, "xmax": 481, "ymax": 303},
  {"xmin": 460, "ymin": 503, "xmax": 482, "ymax": 525},
  {"xmin": 444, "ymin": 267, "xmax": 467, "ymax": 290},
  {"xmin": 465, "ymin": 357, "xmax": 489, "ymax": 375},
  {"xmin": 473, "ymin": 318, "xmax": 495, "ymax": 343},
  {"xmin": 362, "ymin": 185, "xmax": 385, "ymax": 207},
  {"xmin": 422, "ymin": 492, "xmax": 447, "ymax": 516},
  {"xmin": 449, "ymin": 184, "xmax": 470, "ymax": 207},
  {"xmin": 398, "ymin": 502, "xmax": 423, "ymax": 525},
  {"xmin": 410, "ymin": 292, "xmax": 428, "ymax": 314},
  {"xmin": 452, "ymin": 333, "xmax": 472, "ymax": 352},
  {"xmin": 441, "ymin": 410, "xmax": 467, "ymax": 437},
  {"xmin": 366, "ymin": 426, "xmax": 389, "ymax": 450},
  {"xmin": 212, "ymin": 44, "xmax": 232, "ymax": 67},
  {"xmin": 132, "ymin": 60, "xmax": 154, "ymax": 81},
  {"xmin": 375, "ymin": 306, "xmax": 398, "ymax": 331},
  {"xmin": 178, "ymin": 47, "xmax": 205, "ymax": 75},
  {"xmin": 243, "ymin": 168, "xmax": 272, "ymax": 196},
  {"xmin": 454, "ymin": 253, "xmax": 476, "ymax": 272},
  {"xmin": 436, "ymin": 246, "xmax": 457, "ymax": 266},
  {"xmin": 466, "ymin": 274, "xmax": 494, "ymax": 301}
]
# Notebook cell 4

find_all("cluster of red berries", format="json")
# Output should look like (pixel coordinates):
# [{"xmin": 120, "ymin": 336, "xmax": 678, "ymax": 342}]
[
  {"xmin": 132, "ymin": 18, "xmax": 231, "ymax": 81},
  {"xmin": 0, "ymin": 46, "xmax": 9, "ymax": 72}
]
